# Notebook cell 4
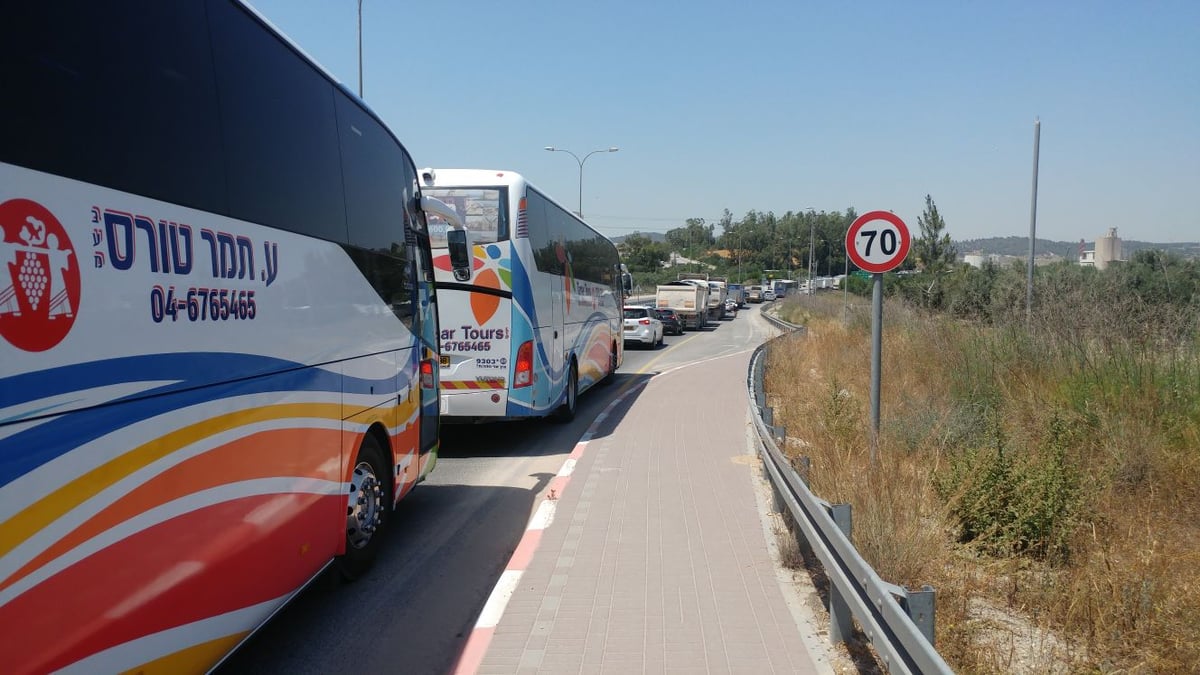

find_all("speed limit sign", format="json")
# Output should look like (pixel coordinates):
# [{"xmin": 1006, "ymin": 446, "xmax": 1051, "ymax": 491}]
[{"xmin": 845, "ymin": 211, "xmax": 911, "ymax": 274}]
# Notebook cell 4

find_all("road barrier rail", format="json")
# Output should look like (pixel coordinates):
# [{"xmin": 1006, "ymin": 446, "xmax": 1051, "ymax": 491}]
[{"xmin": 750, "ymin": 310, "xmax": 953, "ymax": 675}]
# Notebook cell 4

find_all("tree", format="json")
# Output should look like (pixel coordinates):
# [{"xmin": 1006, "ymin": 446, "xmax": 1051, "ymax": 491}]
[
  {"xmin": 910, "ymin": 195, "xmax": 958, "ymax": 308},
  {"xmin": 618, "ymin": 232, "xmax": 668, "ymax": 272},
  {"xmin": 665, "ymin": 218, "xmax": 715, "ymax": 257},
  {"xmin": 914, "ymin": 195, "xmax": 956, "ymax": 273}
]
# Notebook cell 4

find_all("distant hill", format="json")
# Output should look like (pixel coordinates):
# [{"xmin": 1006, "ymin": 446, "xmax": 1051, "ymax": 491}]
[
  {"xmin": 611, "ymin": 232, "xmax": 667, "ymax": 244},
  {"xmin": 954, "ymin": 236, "xmax": 1200, "ymax": 260}
]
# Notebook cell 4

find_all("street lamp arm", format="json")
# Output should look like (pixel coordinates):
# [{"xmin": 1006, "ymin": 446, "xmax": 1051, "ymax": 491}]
[
  {"xmin": 581, "ymin": 149, "xmax": 608, "ymax": 166},
  {"xmin": 545, "ymin": 146, "xmax": 583, "ymax": 167},
  {"xmin": 544, "ymin": 146, "xmax": 619, "ymax": 218}
]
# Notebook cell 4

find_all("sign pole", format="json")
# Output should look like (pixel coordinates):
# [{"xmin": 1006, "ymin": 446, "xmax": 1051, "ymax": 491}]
[
  {"xmin": 869, "ymin": 272, "xmax": 883, "ymax": 465},
  {"xmin": 844, "ymin": 211, "xmax": 910, "ymax": 469}
]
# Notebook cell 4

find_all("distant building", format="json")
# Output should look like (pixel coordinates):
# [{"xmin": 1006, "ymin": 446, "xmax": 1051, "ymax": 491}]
[
  {"xmin": 963, "ymin": 252, "xmax": 1003, "ymax": 268},
  {"xmin": 962, "ymin": 251, "xmax": 1060, "ymax": 268},
  {"xmin": 1079, "ymin": 227, "xmax": 1124, "ymax": 269}
]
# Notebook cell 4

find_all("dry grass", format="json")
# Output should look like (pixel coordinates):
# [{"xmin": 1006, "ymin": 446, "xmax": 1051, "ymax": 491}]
[{"xmin": 765, "ymin": 293, "xmax": 1200, "ymax": 673}]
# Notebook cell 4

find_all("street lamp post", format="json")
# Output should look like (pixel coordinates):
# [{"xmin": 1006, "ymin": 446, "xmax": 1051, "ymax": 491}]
[
  {"xmin": 802, "ymin": 208, "xmax": 815, "ymax": 294},
  {"xmin": 808, "ymin": 219, "xmax": 815, "ymax": 294},
  {"xmin": 544, "ymin": 146, "xmax": 619, "ymax": 218}
]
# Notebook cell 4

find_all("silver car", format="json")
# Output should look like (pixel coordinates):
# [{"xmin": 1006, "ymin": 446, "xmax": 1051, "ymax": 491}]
[{"xmin": 622, "ymin": 305, "xmax": 664, "ymax": 348}]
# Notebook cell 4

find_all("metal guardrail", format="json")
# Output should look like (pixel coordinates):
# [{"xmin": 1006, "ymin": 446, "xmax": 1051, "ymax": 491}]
[{"xmin": 750, "ymin": 311, "xmax": 954, "ymax": 675}]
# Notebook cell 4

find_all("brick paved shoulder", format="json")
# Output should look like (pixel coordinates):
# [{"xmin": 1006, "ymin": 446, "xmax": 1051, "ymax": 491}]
[{"xmin": 480, "ymin": 351, "xmax": 834, "ymax": 674}]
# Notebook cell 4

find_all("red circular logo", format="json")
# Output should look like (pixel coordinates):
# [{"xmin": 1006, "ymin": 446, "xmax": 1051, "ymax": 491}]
[{"xmin": 0, "ymin": 199, "xmax": 82, "ymax": 352}]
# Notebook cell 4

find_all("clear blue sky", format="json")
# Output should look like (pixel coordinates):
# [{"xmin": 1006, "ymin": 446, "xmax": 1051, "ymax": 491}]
[{"xmin": 248, "ymin": 0, "xmax": 1198, "ymax": 244}]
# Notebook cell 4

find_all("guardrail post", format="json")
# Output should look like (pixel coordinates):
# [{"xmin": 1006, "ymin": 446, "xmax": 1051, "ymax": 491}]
[
  {"xmin": 826, "ymin": 503, "xmax": 853, "ymax": 645},
  {"xmin": 829, "ymin": 503, "xmax": 851, "ymax": 537},
  {"xmin": 828, "ymin": 582, "xmax": 853, "ymax": 645},
  {"xmin": 902, "ymin": 585, "xmax": 937, "ymax": 646},
  {"xmin": 793, "ymin": 456, "xmax": 811, "ymax": 487},
  {"xmin": 763, "ymin": 406, "xmax": 774, "ymax": 428},
  {"xmin": 754, "ymin": 359, "xmax": 766, "ymax": 404}
]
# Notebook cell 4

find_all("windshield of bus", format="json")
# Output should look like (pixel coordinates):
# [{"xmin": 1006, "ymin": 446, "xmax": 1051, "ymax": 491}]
[{"xmin": 424, "ymin": 187, "xmax": 507, "ymax": 247}]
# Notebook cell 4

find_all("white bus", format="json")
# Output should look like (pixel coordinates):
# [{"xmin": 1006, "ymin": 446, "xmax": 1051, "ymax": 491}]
[
  {"xmin": 0, "ymin": 2, "xmax": 469, "ymax": 672},
  {"xmin": 420, "ymin": 169, "xmax": 628, "ymax": 422}
]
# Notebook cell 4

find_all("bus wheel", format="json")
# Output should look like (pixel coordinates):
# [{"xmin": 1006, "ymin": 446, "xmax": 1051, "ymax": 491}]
[
  {"xmin": 337, "ymin": 433, "xmax": 390, "ymax": 581},
  {"xmin": 554, "ymin": 361, "xmax": 578, "ymax": 423}
]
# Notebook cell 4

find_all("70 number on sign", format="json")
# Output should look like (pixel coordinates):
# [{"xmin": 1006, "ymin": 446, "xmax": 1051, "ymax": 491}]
[
  {"xmin": 845, "ymin": 211, "xmax": 910, "ymax": 274},
  {"xmin": 859, "ymin": 228, "xmax": 899, "ymax": 257}
]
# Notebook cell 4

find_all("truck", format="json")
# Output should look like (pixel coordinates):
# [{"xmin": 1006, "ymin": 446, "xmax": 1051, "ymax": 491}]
[
  {"xmin": 709, "ymin": 276, "xmax": 730, "ymax": 319},
  {"xmin": 746, "ymin": 285, "xmax": 763, "ymax": 303},
  {"xmin": 773, "ymin": 279, "xmax": 798, "ymax": 298},
  {"xmin": 678, "ymin": 272, "xmax": 726, "ymax": 321},
  {"xmin": 656, "ymin": 281, "xmax": 709, "ymax": 330},
  {"xmin": 727, "ymin": 283, "xmax": 746, "ymax": 307}
]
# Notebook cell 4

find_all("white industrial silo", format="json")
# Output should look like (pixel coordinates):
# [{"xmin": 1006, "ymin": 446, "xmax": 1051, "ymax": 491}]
[{"xmin": 1095, "ymin": 228, "xmax": 1123, "ymax": 270}]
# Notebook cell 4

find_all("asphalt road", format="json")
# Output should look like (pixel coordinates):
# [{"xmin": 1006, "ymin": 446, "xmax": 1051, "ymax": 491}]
[{"xmin": 216, "ymin": 305, "xmax": 778, "ymax": 675}]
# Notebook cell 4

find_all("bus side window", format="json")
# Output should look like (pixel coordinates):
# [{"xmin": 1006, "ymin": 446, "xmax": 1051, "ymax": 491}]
[
  {"xmin": 0, "ymin": 3, "xmax": 225, "ymax": 213},
  {"xmin": 331, "ymin": 90, "xmax": 414, "ymax": 327},
  {"xmin": 209, "ymin": 0, "xmax": 346, "ymax": 240}
]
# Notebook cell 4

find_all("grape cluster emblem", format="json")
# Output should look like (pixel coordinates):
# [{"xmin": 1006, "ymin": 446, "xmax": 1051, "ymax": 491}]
[
  {"xmin": 17, "ymin": 217, "xmax": 48, "ymax": 310},
  {"xmin": 1, "ymin": 199, "xmax": 81, "ymax": 352}
]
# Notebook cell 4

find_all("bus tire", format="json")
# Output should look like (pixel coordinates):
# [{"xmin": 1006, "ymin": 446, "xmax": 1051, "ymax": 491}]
[
  {"xmin": 336, "ymin": 433, "xmax": 390, "ymax": 581},
  {"xmin": 553, "ymin": 361, "xmax": 578, "ymax": 423}
]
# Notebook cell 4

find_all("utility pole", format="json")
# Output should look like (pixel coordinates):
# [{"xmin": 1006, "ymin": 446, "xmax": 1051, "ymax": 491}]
[
  {"xmin": 737, "ymin": 232, "xmax": 743, "ymax": 283},
  {"xmin": 807, "ymin": 214, "xmax": 816, "ymax": 294},
  {"xmin": 1026, "ymin": 117, "xmax": 1041, "ymax": 326}
]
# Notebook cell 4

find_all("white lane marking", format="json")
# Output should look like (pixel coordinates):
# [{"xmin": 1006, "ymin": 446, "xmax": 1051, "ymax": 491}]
[
  {"xmin": 475, "ymin": 570, "xmax": 523, "ymax": 629},
  {"xmin": 557, "ymin": 458, "xmax": 577, "ymax": 477},
  {"xmin": 527, "ymin": 500, "xmax": 557, "ymax": 531}
]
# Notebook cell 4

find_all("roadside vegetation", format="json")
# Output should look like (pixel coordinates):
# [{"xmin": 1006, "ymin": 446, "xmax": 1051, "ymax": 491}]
[
  {"xmin": 617, "ymin": 210, "xmax": 861, "ymax": 292},
  {"xmin": 766, "ymin": 253, "xmax": 1200, "ymax": 672}
]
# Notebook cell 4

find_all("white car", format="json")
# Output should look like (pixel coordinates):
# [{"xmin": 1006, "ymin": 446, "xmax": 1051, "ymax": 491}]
[
  {"xmin": 763, "ymin": 289, "xmax": 777, "ymax": 301},
  {"xmin": 623, "ymin": 305, "xmax": 664, "ymax": 348}
]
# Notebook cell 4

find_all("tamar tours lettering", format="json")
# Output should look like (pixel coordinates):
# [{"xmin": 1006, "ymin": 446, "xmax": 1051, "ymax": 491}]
[{"xmin": 91, "ymin": 206, "xmax": 279, "ymax": 325}]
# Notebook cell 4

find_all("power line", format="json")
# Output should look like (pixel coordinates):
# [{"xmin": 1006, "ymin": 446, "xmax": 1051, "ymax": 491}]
[
  {"xmin": 588, "ymin": 214, "xmax": 719, "ymax": 222},
  {"xmin": 591, "ymin": 223, "xmax": 692, "ymax": 232}
]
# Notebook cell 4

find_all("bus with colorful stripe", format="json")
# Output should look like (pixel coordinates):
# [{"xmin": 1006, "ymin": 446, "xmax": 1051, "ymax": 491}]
[
  {"xmin": 0, "ymin": 2, "xmax": 471, "ymax": 672},
  {"xmin": 420, "ymin": 169, "xmax": 628, "ymax": 423}
]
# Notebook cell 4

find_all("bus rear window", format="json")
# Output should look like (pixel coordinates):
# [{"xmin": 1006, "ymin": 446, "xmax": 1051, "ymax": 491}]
[{"xmin": 425, "ymin": 187, "xmax": 506, "ymax": 247}]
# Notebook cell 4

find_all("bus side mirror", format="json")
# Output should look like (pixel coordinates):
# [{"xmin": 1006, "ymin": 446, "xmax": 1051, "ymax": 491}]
[
  {"xmin": 622, "ymin": 272, "xmax": 632, "ymax": 293},
  {"xmin": 447, "ymin": 228, "xmax": 472, "ymax": 282}
]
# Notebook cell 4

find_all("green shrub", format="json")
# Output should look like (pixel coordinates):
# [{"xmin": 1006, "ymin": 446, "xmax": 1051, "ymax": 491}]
[{"xmin": 936, "ymin": 414, "xmax": 1084, "ymax": 563}]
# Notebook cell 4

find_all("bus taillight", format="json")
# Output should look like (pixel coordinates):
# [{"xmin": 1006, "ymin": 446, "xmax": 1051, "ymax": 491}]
[
  {"xmin": 420, "ymin": 358, "xmax": 435, "ymax": 389},
  {"xmin": 514, "ymin": 340, "xmax": 534, "ymax": 388}
]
